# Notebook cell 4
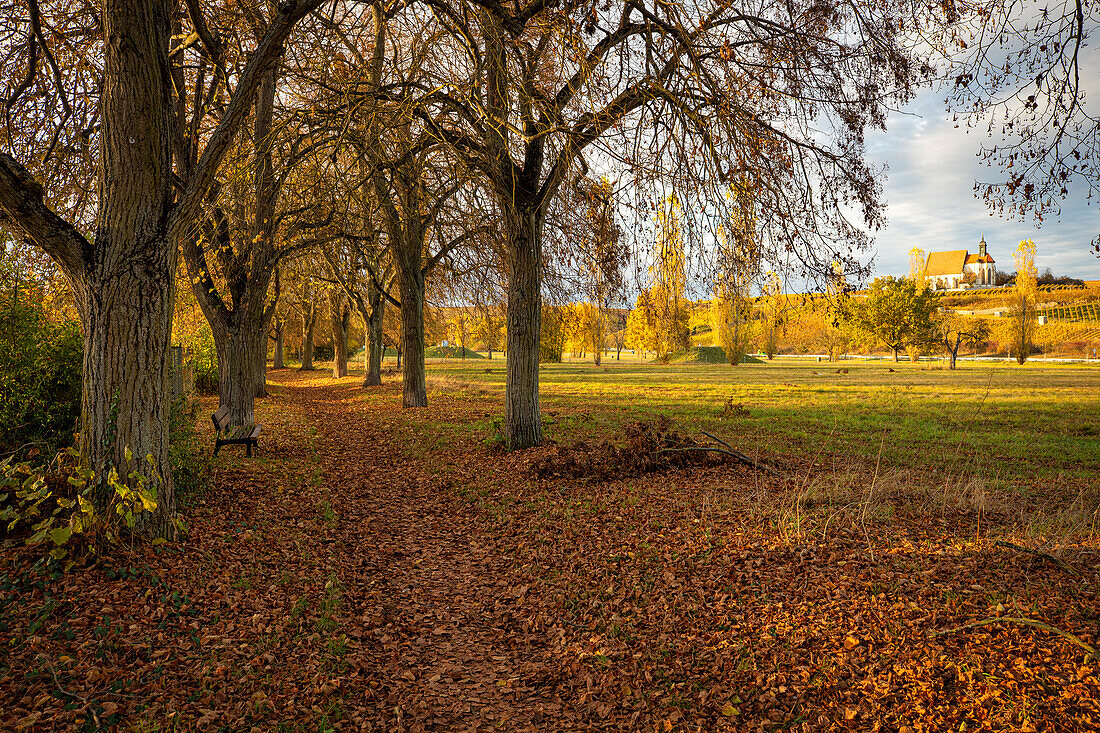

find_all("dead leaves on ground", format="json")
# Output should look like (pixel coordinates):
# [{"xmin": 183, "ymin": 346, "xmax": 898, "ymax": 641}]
[{"xmin": 1, "ymin": 371, "xmax": 1098, "ymax": 731}]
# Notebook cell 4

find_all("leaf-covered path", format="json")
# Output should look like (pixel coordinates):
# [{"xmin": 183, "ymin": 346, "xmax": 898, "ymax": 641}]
[
  {"xmin": 290, "ymin": 374, "xmax": 568, "ymax": 731},
  {"xmin": 2, "ymin": 367, "xmax": 1099, "ymax": 732}
]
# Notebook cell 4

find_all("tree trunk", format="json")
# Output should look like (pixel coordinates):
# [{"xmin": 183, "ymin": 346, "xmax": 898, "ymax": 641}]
[
  {"xmin": 949, "ymin": 344, "xmax": 959, "ymax": 370},
  {"xmin": 893, "ymin": 348, "xmax": 899, "ymax": 363},
  {"xmin": 503, "ymin": 205, "xmax": 543, "ymax": 449},
  {"xmin": 253, "ymin": 321, "xmax": 269, "ymax": 397},
  {"xmin": 396, "ymin": 263, "xmax": 427, "ymax": 407},
  {"xmin": 396, "ymin": 347, "xmax": 402, "ymax": 368},
  {"xmin": 300, "ymin": 301, "xmax": 316, "ymax": 370},
  {"xmin": 78, "ymin": 0, "xmax": 176, "ymax": 537},
  {"xmin": 79, "ymin": 251, "xmax": 176, "ymax": 537},
  {"xmin": 211, "ymin": 323, "xmax": 263, "ymax": 426},
  {"xmin": 363, "ymin": 288, "xmax": 385, "ymax": 386},
  {"xmin": 272, "ymin": 317, "xmax": 285, "ymax": 369},
  {"xmin": 331, "ymin": 295, "xmax": 349, "ymax": 378}
]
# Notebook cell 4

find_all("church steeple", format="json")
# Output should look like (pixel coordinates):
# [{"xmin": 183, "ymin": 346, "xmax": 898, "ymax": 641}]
[{"xmin": 979, "ymin": 234, "xmax": 987, "ymax": 258}]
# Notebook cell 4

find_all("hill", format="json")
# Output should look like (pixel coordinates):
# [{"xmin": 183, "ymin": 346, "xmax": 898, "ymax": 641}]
[
  {"xmin": 665, "ymin": 346, "xmax": 764, "ymax": 364},
  {"xmin": 425, "ymin": 345, "xmax": 486, "ymax": 359}
]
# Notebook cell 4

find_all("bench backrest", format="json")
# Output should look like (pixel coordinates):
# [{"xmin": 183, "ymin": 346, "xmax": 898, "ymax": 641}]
[{"xmin": 212, "ymin": 406, "xmax": 231, "ymax": 432}]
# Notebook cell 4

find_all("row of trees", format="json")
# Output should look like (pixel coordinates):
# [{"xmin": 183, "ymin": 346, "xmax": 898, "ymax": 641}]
[
  {"xmin": 610, "ymin": 238, "xmax": 1052, "ymax": 368},
  {"xmin": 0, "ymin": 0, "xmax": 1094, "ymax": 536}
]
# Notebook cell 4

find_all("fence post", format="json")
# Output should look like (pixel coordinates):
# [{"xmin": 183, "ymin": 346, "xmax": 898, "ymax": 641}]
[{"xmin": 169, "ymin": 345, "xmax": 184, "ymax": 401}]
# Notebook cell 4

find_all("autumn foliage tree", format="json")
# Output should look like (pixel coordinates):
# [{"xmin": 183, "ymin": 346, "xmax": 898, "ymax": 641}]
[
  {"xmin": 650, "ymin": 196, "xmax": 691, "ymax": 359},
  {"xmin": 759, "ymin": 272, "xmax": 786, "ymax": 360},
  {"xmin": 414, "ymin": 0, "xmax": 930, "ymax": 446},
  {"xmin": 852, "ymin": 277, "xmax": 940, "ymax": 362},
  {"xmin": 1009, "ymin": 238, "xmax": 1039, "ymax": 364},
  {"xmin": 938, "ymin": 312, "xmax": 991, "ymax": 369}
]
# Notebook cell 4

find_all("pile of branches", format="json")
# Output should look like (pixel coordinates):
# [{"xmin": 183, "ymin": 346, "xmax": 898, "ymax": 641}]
[{"xmin": 532, "ymin": 417, "xmax": 779, "ymax": 482}]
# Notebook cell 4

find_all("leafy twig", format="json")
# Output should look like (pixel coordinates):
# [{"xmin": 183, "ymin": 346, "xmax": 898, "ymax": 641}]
[
  {"xmin": 38, "ymin": 654, "xmax": 100, "ymax": 727},
  {"xmin": 932, "ymin": 617, "xmax": 1100, "ymax": 661},
  {"xmin": 994, "ymin": 540, "xmax": 1078, "ymax": 575}
]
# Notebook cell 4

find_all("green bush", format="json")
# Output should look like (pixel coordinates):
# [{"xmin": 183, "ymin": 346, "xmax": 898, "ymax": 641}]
[
  {"xmin": 0, "ymin": 287, "xmax": 83, "ymax": 459},
  {"xmin": 168, "ymin": 395, "xmax": 209, "ymax": 507},
  {"xmin": 190, "ymin": 326, "xmax": 219, "ymax": 395},
  {"xmin": 0, "ymin": 447, "xmax": 166, "ymax": 567}
]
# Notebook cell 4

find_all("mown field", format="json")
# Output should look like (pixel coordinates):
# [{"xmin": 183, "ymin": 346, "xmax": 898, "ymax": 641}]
[{"xmin": 424, "ymin": 357, "xmax": 1100, "ymax": 508}]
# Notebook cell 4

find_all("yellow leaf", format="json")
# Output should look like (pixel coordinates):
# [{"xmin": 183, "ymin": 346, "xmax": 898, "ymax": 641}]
[{"xmin": 721, "ymin": 703, "xmax": 739, "ymax": 717}]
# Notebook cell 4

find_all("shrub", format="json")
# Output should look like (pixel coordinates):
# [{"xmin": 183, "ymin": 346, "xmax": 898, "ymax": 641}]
[
  {"xmin": 189, "ymin": 326, "xmax": 219, "ymax": 395},
  {"xmin": 0, "ymin": 447, "xmax": 164, "ymax": 567},
  {"xmin": 0, "ymin": 286, "xmax": 83, "ymax": 459},
  {"xmin": 168, "ymin": 396, "xmax": 210, "ymax": 508}
]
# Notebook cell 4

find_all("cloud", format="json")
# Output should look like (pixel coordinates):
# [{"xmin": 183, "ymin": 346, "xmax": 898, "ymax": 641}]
[{"xmin": 866, "ymin": 90, "xmax": 1099, "ymax": 280}]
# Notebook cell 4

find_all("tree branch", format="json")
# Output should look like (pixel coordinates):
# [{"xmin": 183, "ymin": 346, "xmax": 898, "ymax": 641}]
[{"xmin": 0, "ymin": 151, "xmax": 90, "ymax": 277}]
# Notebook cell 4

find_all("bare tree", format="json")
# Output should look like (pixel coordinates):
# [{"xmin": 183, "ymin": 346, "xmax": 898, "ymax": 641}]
[
  {"xmin": 416, "ymin": 0, "xmax": 928, "ymax": 447},
  {"xmin": 936, "ymin": 1, "xmax": 1100, "ymax": 249}
]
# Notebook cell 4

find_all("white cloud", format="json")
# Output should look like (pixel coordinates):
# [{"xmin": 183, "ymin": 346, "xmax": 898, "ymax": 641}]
[{"xmin": 866, "ymin": 89, "xmax": 1099, "ymax": 280}]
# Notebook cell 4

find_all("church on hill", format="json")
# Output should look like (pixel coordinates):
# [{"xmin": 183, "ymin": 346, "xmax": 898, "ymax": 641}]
[{"xmin": 922, "ymin": 236, "xmax": 997, "ymax": 291}]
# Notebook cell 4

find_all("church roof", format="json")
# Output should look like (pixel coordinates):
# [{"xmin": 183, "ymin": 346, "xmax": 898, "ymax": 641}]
[
  {"xmin": 924, "ymin": 249, "xmax": 968, "ymax": 277},
  {"xmin": 965, "ymin": 253, "xmax": 996, "ymax": 264}
]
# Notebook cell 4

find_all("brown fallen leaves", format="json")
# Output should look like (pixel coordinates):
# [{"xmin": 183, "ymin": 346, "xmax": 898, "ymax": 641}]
[{"xmin": 1, "ymin": 370, "xmax": 1097, "ymax": 732}]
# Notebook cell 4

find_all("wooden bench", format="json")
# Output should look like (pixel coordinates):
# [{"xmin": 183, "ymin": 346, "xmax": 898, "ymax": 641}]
[{"xmin": 211, "ymin": 406, "xmax": 261, "ymax": 457}]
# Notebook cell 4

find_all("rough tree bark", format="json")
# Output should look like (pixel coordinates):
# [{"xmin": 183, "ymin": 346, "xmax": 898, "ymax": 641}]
[
  {"xmin": 395, "ymin": 261, "xmax": 427, "ymax": 407},
  {"xmin": 272, "ymin": 316, "xmax": 285, "ymax": 368},
  {"xmin": 502, "ymin": 202, "xmax": 543, "ymax": 449},
  {"xmin": 212, "ymin": 326, "xmax": 264, "ymax": 425},
  {"xmin": 254, "ymin": 309, "xmax": 272, "ymax": 398},
  {"xmin": 363, "ymin": 283, "xmax": 385, "ymax": 386}
]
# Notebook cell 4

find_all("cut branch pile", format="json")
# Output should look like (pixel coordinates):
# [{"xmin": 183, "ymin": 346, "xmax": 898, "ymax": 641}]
[{"xmin": 532, "ymin": 417, "xmax": 779, "ymax": 481}]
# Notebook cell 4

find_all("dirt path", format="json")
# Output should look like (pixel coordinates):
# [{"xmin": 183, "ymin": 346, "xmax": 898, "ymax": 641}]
[{"xmin": 287, "ymin": 374, "xmax": 569, "ymax": 731}]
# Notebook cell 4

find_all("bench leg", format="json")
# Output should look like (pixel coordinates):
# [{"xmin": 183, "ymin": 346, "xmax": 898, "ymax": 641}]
[
  {"xmin": 246, "ymin": 441, "xmax": 253, "ymax": 458},
  {"xmin": 214, "ymin": 441, "xmax": 222, "ymax": 456}
]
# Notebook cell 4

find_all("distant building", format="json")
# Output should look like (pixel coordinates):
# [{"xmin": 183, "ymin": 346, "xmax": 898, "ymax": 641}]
[{"xmin": 923, "ymin": 236, "xmax": 997, "ymax": 291}]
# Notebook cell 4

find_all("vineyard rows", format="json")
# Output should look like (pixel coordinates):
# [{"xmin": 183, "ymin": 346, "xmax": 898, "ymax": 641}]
[{"xmin": 1039, "ymin": 301, "xmax": 1100, "ymax": 323}]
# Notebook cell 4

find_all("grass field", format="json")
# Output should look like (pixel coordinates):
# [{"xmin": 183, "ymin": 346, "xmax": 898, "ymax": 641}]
[{"xmin": 421, "ymin": 357, "xmax": 1100, "ymax": 504}]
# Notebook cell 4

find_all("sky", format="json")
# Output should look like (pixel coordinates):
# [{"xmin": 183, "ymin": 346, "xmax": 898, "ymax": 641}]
[{"xmin": 865, "ymin": 88, "xmax": 1099, "ymax": 282}]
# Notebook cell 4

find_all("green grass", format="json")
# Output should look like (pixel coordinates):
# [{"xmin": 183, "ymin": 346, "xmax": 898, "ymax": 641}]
[
  {"xmin": 667, "ymin": 346, "xmax": 729, "ymax": 364},
  {"xmin": 415, "ymin": 357, "xmax": 1100, "ymax": 491},
  {"xmin": 425, "ymin": 345, "xmax": 485, "ymax": 359}
]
